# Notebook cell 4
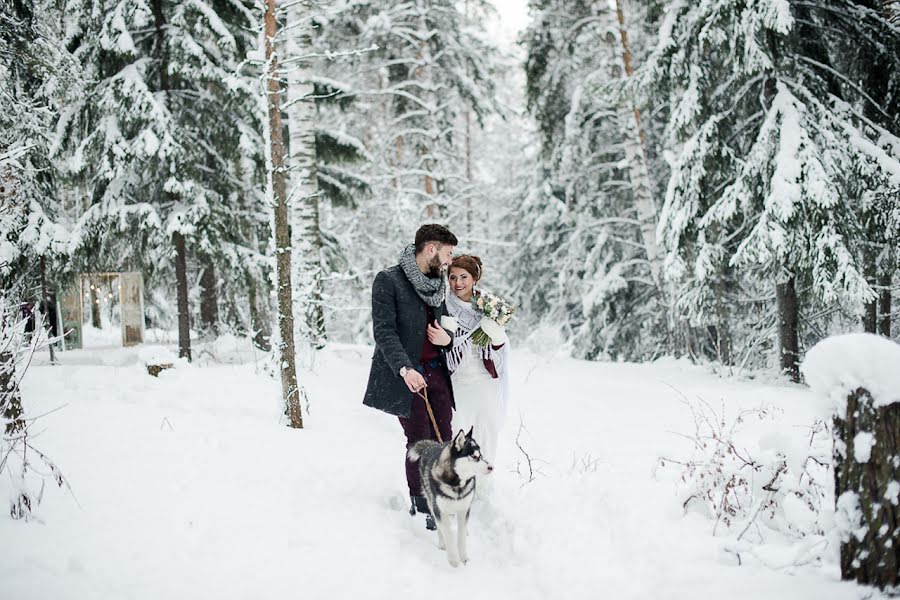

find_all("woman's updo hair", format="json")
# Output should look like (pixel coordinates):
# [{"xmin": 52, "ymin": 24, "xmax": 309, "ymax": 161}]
[{"xmin": 450, "ymin": 255, "xmax": 483, "ymax": 282}]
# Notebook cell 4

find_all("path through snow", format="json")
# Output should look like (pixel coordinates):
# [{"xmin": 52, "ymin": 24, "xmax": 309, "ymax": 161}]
[{"xmin": 0, "ymin": 342, "xmax": 875, "ymax": 599}]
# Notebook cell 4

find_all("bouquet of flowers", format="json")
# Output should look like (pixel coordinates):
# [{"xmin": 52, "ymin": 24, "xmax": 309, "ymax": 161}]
[{"xmin": 470, "ymin": 291, "xmax": 516, "ymax": 347}]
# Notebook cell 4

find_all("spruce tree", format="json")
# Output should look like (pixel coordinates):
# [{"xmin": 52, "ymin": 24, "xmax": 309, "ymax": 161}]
[
  {"xmin": 637, "ymin": 0, "xmax": 900, "ymax": 375},
  {"xmin": 54, "ymin": 0, "xmax": 267, "ymax": 352},
  {"xmin": 518, "ymin": 0, "xmax": 665, "ymax": 360}
]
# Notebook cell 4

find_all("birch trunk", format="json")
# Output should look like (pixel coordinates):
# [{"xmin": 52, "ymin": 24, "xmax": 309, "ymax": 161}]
[
  {"xmin": 286, "ymin": 0, "xmax": 325, "ymax": 351},
  {"xmin": 265, "ymin": 0, "xmax": 303, "ymax": 428},
  {"xmin": 613, "ymin": 0, "xmax": 662, "ymax": 288}
]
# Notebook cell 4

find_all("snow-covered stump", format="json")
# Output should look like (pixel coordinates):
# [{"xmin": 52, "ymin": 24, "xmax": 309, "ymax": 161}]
[
  {"xmin": 802, "ymin": 334, "xmax": 900, "ymax": 591},
  {"xmin": 832, "ymin": 388, "xmax": 899, "ymax": 587},
  {"xmin": 138, "ymin": 347, "xmax": 177, "ymax": 378}
]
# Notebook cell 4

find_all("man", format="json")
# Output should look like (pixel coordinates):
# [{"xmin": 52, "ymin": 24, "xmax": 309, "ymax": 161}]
[{"xmin": 363, "ymin": 224, "xmax": 457, "ymax": 530}]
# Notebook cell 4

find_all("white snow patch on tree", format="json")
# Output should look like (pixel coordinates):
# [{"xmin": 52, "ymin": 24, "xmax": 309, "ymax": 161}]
[
  {"xmin": 835, "ymin": 491, "xmax": 868, "ymax": 542},
  {"xmin": 886, "ymin": 481, "xmax": 900, "ymax": 506},
  {"xmin": 852, "ymin": 432, "xmax": 875, "ymax": 463}
]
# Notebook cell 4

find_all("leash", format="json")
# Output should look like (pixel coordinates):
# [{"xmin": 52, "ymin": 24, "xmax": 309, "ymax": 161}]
[{"xmin": 415, "ymin": 386, "xmax": 443, "ymax": 444}]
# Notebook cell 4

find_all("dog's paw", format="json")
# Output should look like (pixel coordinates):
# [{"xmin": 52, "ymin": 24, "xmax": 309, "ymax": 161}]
[
  {"xmin": 460, "ymin": 553, "xmax": 469, "ymax": 565},
  {"xmin": 447, "ymin": 556, "xmax": 461, "ymax": 568}
]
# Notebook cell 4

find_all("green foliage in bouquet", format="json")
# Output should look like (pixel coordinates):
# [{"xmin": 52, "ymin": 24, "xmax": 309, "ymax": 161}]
[{"xmin": 470, "ymin": 291, "xmax": 516, "ymax": 347}]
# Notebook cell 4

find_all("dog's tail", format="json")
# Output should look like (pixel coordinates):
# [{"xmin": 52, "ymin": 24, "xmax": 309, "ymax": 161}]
[{"xmin": 407, "ymin": 440, "xmax": 436, "ymax": 462}]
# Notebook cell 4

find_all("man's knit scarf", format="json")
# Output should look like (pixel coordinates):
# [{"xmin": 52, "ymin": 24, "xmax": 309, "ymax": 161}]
[{"xmin": 398, "ymin": 244, "xmax": 446, "ymax": 307}]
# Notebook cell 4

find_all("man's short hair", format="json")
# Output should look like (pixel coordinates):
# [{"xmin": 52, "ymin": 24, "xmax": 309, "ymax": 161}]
[{"xmin": 414, "ymin": 224, "xmax": 458, "ymax": 254}]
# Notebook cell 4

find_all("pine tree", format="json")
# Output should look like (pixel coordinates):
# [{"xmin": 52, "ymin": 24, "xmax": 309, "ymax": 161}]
[
  {"xmin": 54, "ymin": 0, "xmax": 267, "ymax": 354},
  {"xmin": 307, "ymin": 0, "xmax": 502, "ymax": 341},
  {"xmin": 637, "ymin": 0, "xmax": 900, "ymax": 376},
  {"xmin": 518, "ymin": 0, "xmax": 666, "ymax": 360},
  {"xmin": 1, "ymin": 0, "xmax": 71, "ymax": 301}
]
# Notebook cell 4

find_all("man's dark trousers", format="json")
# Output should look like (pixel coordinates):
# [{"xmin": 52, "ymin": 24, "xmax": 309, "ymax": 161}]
[{"xmin": 398, "ymin": 360, "xmax": 453, "ymax": 496}]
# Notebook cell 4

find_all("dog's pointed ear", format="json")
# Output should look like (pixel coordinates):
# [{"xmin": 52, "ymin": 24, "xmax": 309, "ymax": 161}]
[
  {"xmin": 452, "ymin": 429, "xmax": 466, "ymax": 451},
  {"xmin": 466, "ymin": 426, "xmax": 474, "ymax": 439}
]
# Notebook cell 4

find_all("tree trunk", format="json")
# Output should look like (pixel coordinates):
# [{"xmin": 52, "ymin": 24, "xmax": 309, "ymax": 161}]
[
  {"xmin": 877, "ymin": 272, "xmax": 891, "ymax": 337},
  {"xmin": 153, "ymin": 0, "xmax": 190, "ymax": 361},
  {"xmin": 286, "ymin": 0, "xmax": 326, "ymax": 351},
  {"xmin": 89, "ymin": 280, "xmax": 101, "ymax": 329},
  {"xmin": 1, "ymin": 350, "xmax": 24, "ymax": 435},
  {"xmin": 863, "ymin": 243, "xmax": 878, "ymax": 333},
  {"xmin": 39, "ymin": 256, "xmax": 56, "ymax": 363},
  {"xmin": 613, "ymin": 0, "xmax": 662, "ymax": 289},
  {"xmin": 833, "ymin": 388, "xmax": 900, "ymax": 589},
  {"xmin": 247, "ymin": 275, "xmax": 271, "ymax": 351},
  {"xmin": 265, "ymin": 0, "xmax": 302, "ymax": 428},
  {"xmin": 173, "ymin": 231, "xmax": 191, "ymax": 361},
  {"xmin": 776, "ymin": 277, "xmax": 799, "ymax": 381},
  {"xmin": 199, "ymin": 261, "xmax": 219, "ymax": 336}
]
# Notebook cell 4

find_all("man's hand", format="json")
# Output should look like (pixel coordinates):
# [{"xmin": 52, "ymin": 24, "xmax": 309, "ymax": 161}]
[
  {"xmin": 403, "ymin": 369, "xmax": 427, "ymax": 393},
  {"xmin": 427, "ymin": 320, "xmax": 451, "ymax": 346}
]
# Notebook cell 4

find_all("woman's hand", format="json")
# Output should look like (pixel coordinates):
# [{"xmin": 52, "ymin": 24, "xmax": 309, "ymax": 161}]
[
  {"xmin": 427, "ymin": 320, "xmax": 451, "ymax": 346},
  {"xmin": 479, "ymin": 316, "xmax": 508, "ymax": 344}
]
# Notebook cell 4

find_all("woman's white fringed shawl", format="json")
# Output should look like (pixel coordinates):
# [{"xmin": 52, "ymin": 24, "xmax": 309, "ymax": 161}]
[{"xmin": 445, "ymin": 290, "xmax": 511, "ymax": 428}]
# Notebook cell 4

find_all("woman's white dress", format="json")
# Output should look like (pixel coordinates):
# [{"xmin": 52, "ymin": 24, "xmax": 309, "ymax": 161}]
[
  {"xmin": 451, "ymin": 343, "xmax": 503, "ymax": 462},
  {"xmin": 445, "ymin": 291, "xmax": 509, "ymax": 465}
]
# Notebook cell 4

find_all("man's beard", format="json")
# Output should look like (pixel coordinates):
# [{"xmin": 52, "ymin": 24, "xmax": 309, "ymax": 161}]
[{"xmin": 427, "ymin": 254, "xmax": 444, "ymax": 277}]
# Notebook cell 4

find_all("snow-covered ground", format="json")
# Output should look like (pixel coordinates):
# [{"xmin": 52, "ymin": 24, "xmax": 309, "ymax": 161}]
[{"xmin": 1, "ymin": 340, "xmax": 883, "ymax": 599}]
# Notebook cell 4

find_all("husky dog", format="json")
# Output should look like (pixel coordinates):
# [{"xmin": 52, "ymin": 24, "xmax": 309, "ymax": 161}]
[{"xmin": 408, "ymin": 427, "xmax": 493, "ymax": 567}]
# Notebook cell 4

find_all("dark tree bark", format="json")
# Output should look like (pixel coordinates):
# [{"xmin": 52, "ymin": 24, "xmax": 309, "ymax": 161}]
[
  {"xmin": 833, "ymin": 388, "xmax": 900, "ymax": 589},
  {"xmin": 863, "ymin": 248, "xmax": 878, "ymax": 333},
  {"xmin": 89, "ymin": 280, "xmax": 101, "ymax": 329},
  {"xmin": 199, "ymin": 262, "xmax": 219, "ymax": 335},
  {"xmin": 1, "ymin": 350, "xmax": 24, "ymax": 435},
  {"xmin": 39, "ymin": 256, "xmax": 56, "ymax": 363},
  {"xmin": 877, "ymin": 272, "xmax": 891, "ymax": 337},
  {"xmin": 265, "ymin": 0, "xmax": 302, "ymax": 428},
  {"xmin": 173, "ymin": 231, "xmax": 191, "ymax": 361},
  {"xmin": 776, "ymin": 277, "xmax": 800, "ymax": 382},
  {"xmin": 153, "ymin": 0, "xmax": 190, "ymax": 361},
  {"xmin": 247, "ymin": 275, "xmax": 271, "ymax": 352}
]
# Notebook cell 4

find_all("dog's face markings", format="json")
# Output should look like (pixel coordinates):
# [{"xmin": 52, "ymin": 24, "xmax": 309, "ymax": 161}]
[
  {"xmin": 447, "ymin": 428, "xmax": 493, "ymax": 479},
  {"xmin": 451, "ymin": 429, "xmax": 484, "ymax": 460}
]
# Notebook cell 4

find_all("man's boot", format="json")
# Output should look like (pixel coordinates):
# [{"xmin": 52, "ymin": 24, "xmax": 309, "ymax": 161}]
[{"xmin": 409, "ymin": 495, "xmax": 436, "ymax": 531}]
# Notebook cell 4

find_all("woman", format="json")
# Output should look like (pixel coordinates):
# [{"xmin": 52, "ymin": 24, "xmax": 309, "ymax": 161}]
[{"xmin": 444, "ymin": 255, "xmax": 510, "ymax": 467}]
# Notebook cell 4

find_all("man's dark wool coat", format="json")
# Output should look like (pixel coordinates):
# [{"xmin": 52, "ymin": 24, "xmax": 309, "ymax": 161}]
[{"xmin": 363, "ymin": 265, "xmax": 453, "ymax": 418}]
